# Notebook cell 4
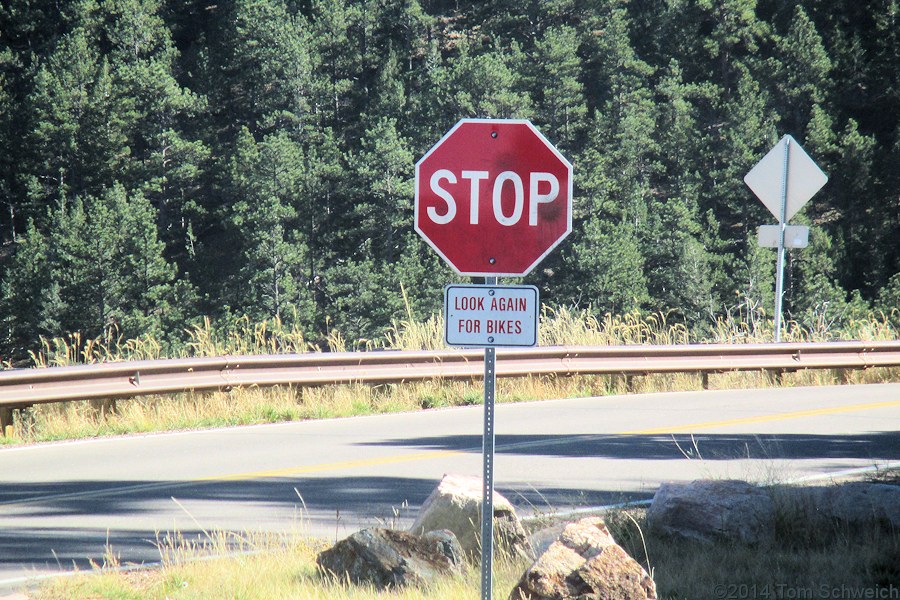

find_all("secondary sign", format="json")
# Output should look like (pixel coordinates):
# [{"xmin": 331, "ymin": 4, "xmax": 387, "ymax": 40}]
[
  {"xmin": 758, "ymin": 224, "xmax": 809, "ymax": 248},
  {"xmin": 444, "ymin": 284, "xmax": 539, "ymax": 347}
]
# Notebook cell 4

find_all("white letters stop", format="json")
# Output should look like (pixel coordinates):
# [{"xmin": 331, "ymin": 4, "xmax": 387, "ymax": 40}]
[{"xmin": 427, "ymin": 170, "xmax": 560, "ymax": 227}]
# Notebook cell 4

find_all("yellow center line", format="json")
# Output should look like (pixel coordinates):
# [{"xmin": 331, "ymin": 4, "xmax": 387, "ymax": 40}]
[
  {"xmin": 4, "ymin": 398, "xmax": 898, "ymax": 508},
  {"xmin": 202, "ymin": 398, "xmax": 900, "ymax": 483},
  {"xmin": 197, "ymin": 449, "xmax": 465, "ymax": 482}
]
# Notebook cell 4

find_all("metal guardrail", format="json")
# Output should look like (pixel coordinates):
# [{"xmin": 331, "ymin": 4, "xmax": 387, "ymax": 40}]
[{"xmin": 2, "ymin": 341, "xmax": 899, "ymax": 427}]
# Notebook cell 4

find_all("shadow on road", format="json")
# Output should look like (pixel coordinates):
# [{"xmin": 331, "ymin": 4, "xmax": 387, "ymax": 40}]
[
  {"xmin": 0, "ymin": 475, "xmax": 633, "ymax": 574},
  {"xmin": 364, "ymin": 431, "xmax": 900, "ymax": 462},
  {"xmin": 2, "ymin": 430, "xmax": 896, "ymax": 579}
]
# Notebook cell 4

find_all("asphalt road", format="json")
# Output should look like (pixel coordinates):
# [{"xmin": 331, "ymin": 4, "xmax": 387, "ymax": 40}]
[{"xmin": 1, "ymin": 382, "xmax": 899, "ymax": 593}]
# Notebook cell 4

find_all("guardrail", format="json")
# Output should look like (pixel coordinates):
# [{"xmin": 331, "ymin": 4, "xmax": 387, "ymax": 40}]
[{"xmin": 2, "ymin": 341, "xmax": 900, "ymax": 429}]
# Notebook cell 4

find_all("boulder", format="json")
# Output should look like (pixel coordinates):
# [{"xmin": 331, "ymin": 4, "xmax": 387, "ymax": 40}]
[
  {"xmin": 827, "ymin": 482, "xmax": 900, "ymax": 528},
  {"xmin": 796, "ymin": 482, "xmax": 900, "ymax": 529},
  {"xmin": 529, "ymin": 523, "xmax": 568, "ymax": 558},
  {"xmin": 646, "ymin": 479, "xmax": 775, "ymax": 545},
  {"xmin": 316, "ymin": 527, "xmax": 463, "ymax": 589},
  {"xmin": 510, "ymin": 517, "xmax": 657, "ymax": 600},
  {"xmin": 410, "ymin": 473, "xmax": 532, "ymax": 559}
]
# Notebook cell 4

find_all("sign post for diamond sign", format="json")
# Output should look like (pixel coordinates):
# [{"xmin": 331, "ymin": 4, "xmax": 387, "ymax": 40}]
[
  {"xmin": 745, "ymin": 134, "xmax": 828, "ymax": 342},
  {"xmin": 415, "ymin": 119, "xmax": 572, "ymax": 599}
]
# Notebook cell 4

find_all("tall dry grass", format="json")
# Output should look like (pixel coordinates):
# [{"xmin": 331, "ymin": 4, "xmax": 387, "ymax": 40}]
[
  {"xmin": 35, "ymin": 471, "xmax": 900, "ymax": 600},
  {"xmin": 606, "ymin": 498, "xmax": 900, "ymax": 600},
  {"xmin": 3, "ymin": 305, "xmax": 898, "ymax": 445},
  {"xmin": 35, "ymin": 528, "xmax": 529, "ymax": 600}
]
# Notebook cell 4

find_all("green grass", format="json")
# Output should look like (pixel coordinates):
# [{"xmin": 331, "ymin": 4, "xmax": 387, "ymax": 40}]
[{"xmin": 612, "ymin": 488, "xmax": 900, "ymax": 599}]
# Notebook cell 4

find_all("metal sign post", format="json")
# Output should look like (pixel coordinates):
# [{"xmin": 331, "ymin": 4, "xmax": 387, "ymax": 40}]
[
  {"xmin": 440, "ymin": 278, "xmax": 537, "ymax": 599},
  {"xmin": 744, "ymin": 134, "xmax": 828, "ymax": 343},
  {"xmin": 773, "ymin": 138, "xmax": 790, "ymax": 343},
  {"xmin": 480, "ymin": 275, "xmax": 498, "ymax": 600},
  {"xmin": 415, "ymin": 119, "xmax": 573, "ymax": 600}
]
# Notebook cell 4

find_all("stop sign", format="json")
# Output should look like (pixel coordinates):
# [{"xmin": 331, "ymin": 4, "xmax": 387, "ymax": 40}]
[{"xmin": 415, "ymin": 119, "xmax": 573, "ymax": 276}]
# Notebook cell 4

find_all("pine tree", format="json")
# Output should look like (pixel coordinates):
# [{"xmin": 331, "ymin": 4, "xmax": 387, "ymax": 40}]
[
  {"xmin": 528, "ymin": 25, "xmax": 588, "ymax": 151},
  {"xmin": 0, "ymin": 221, "xmax": 63, "ymax": 360},
  {"xmin": 225, "ymin": 128, "xmax": 309, "ymax": 322},
  {"xmin": 100, "ymin": 0, "xmax": 210, "ymax": 263},
  {"xmin": 428, "ymin": 38, "xmax": 532, "ymax": 121},
  {"xmin": 22, "ymin": 29, "xmax": 129, "ymax": 223},
  {"xmin": 770, "ymin": 5, "xmax": 832, "ymax": 137},
  {"xmin": 204, "ymin": 0, "xmax": 313, "ymax": 138},
  {"xmin": 350, "ymin": 118, "xmax": 415, "ymax": 263},
  {"xmin": 309, "ymin": 0, "xmax": 359, "ymax": 134},
  {"xmin": 566, "ymin": 216, "xmax": 649, "ymax": 315},
  {"xmin": 50, "ymin": 184, "xmax": 179, "ymax": 340},
  {"xmin": 0, "ymin": 45, "xmax": 14, "ymax": 244}
]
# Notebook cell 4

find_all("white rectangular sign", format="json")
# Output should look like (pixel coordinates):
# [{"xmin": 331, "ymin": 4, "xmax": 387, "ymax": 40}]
[
  {"xmin": 758, "ymin": 224, "xmax": 809, "ymax": 248},
  {"xmin": 444, "ymin": 284, "xmax": 539, "ymax": 347}
]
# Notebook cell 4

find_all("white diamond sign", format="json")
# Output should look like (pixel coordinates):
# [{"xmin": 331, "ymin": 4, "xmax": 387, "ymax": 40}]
[{"xmin": 744, "ymin": 134, "xmax": 828, "ymax": 222}]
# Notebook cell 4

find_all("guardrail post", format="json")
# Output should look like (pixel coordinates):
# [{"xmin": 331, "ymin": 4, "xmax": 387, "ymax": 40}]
[
  {"xmin": 768, "ymin": 369, "xmax": 784, "ymax": 386},
  {"xmin": 90, "ymin": 398, "xmax": 117, "ymax": 417},
  {"xmin": 0, "ymin": 407, "xmax": 12, "ymax": 435},
  {"xmin": 701, "ymin": 372, "xmax": 709, "ymax": 390}
]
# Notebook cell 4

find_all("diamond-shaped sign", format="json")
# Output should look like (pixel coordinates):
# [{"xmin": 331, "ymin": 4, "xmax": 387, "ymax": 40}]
[{"xmin": 744, "ymin": 134, "xmax": 828, "ymax": 222}]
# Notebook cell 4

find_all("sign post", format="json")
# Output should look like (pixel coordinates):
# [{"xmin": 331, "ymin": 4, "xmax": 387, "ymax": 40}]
[
  {"xmin": 745, "ymin": 134, "xmax": 827, "ymax": 342},
  {"xmin": 415, "ymin": 119, "xmax": 572, "ymax": 600},
  {"xmin": 773, "ymin": 137, "xmax": 791, "ymax": 343},
  {"xmin": 480, "ymin": 276, "xmax": 497, "ymax": 600}
]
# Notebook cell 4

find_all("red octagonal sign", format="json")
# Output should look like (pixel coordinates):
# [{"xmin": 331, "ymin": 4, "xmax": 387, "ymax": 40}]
[{"xmin": 415, "ymin": 119, "xmax": 573, "ymax": 277}]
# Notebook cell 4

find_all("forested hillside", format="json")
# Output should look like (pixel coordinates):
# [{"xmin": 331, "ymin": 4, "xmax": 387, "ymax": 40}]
[{"xmin": 1, "ymin": 0, "xmax": 898, "ymax": 361}]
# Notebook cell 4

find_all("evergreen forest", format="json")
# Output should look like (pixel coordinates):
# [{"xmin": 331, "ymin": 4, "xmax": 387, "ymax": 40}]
[{"xmin": 1, "ymin": 0, "xmax": 899, "ymax": 362}]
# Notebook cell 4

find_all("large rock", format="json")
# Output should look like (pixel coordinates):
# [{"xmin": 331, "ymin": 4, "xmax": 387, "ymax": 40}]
[
  {"xmin": 510, "ymin": 517, "xmax": 657, "ymax": 600},
  {"xmin": 316, "ymin": 528, "xmax": 463, "ymax": 589},
  {"xmin": 819, "ymin": 481, "xmax": 900, "ymax": 530},
  {"xmin": 793, "ymin": 482, "xmax": 900, "ymax": 529},
  {"xmin": 647, "ymin": 479, "xmax": 775, "ymax": 545},
  {"xmin": 410, "ymin": 473, "xmax": 532, "ymax": 559}
]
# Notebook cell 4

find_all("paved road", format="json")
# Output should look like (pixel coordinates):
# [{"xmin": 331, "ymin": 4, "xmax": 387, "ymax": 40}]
[{"xmin": 1, "ymin": 383, "xmax": 899, "ymax": 592}]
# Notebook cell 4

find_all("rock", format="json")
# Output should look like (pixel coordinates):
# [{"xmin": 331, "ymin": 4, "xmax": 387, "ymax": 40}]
[
  {"xmin": 316, "ymin": 527, "xmax": 463, "ymax": 589},
  {"xmin": 410, "ymin": 473, "xmax": 532, "ymax": 559},
  {"xmin": 796, "ymin": 482, "xmax": 900, "ymax": 529},
  {"xmin": 422, "ymin": 529, "xmax": 466, "ymax": 567},
  {"xmin": 510, "ymin": 517, "xmax": 657, "ymax": 600},
  {"xmin": 646, "ymin": 479, "xmax": 775, "ymax": 545},
  {"xmin": 529, "ymin": 523, "xmax": 568, "ymax": 558}
]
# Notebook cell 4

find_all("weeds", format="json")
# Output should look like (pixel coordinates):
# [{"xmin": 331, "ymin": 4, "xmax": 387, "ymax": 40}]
[
  {"xmin": 35, "ymin": 528, "xmax": 526, "ymax": 600},
  {"xmin": 38, "ymin": 473, "xmax": 899, "ymax": 600},
  {"xmin": 2, "ymin": 308, "xmax": 897, "ymax": 446}
]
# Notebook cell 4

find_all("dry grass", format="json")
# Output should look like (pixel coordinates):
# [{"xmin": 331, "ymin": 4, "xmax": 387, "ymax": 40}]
[
  {"xmin": 34, "ymin": 473, "xmax": 900, "ymax": 600},
  {"xmin": 34, "ymin": 529, "xmax": 529, "ymax": 600},
  {"xmin": 2, "ymin": 307, "xmax": 898, "ymax": 446},
  {"xmin": 605, "ymin": 483, "xmax": 900, "ymax": 600}
]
